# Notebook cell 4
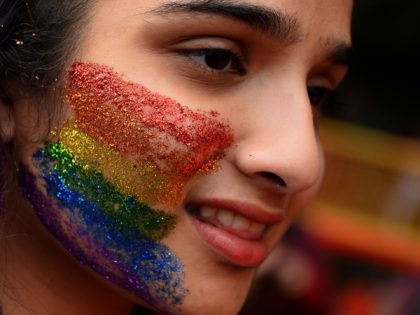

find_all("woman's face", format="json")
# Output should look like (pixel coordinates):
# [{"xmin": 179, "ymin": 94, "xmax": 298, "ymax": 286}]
[{"xmin": 14, "ymin": 0, "xmax": 352, "ymax": 314}]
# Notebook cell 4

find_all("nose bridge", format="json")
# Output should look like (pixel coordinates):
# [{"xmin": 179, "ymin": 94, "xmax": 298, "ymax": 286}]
[{"xmin": 234, "ymin": 79, "xmax": 323, "ymax": 193}]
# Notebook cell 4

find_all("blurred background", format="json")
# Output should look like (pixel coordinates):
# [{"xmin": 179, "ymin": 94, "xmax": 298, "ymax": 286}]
[{"xmin": 240, "ymin": 1, "xmax": 420, "ymax": 314}]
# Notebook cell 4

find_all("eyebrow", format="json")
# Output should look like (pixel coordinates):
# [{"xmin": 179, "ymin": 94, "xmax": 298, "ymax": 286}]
[
  {"xmin": 150, "ymin": 0, "xmax": 302, "ymax": 43},
  {"xmin": 325, "ymin": 40, "xmax": 353, "ymax": 66}
]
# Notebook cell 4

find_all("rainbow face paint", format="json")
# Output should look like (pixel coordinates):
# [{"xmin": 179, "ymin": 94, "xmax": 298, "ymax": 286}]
[
  {"xmin": 66, "ymin": 62, "xmax": 233, "ymax": 205},
  {"xmin": 19, "ymin": 62, "xmax": 233, "ymax": 313}
]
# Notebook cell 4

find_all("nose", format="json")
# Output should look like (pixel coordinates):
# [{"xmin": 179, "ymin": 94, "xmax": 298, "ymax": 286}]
[{"xmin": 232, "ymin": 82, "xmax": 324, "ymax": 195}]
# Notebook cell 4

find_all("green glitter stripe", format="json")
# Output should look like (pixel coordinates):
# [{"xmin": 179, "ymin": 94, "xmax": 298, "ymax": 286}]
[{"xmin": 43, "ymin": 141, "xmax": 176, "ymax": 241}]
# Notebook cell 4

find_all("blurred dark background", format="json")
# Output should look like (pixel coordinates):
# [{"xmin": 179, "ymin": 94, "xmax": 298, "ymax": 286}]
[{"xmin": 325, "ymin": 0, "xmax": 420, "ymax": 139}]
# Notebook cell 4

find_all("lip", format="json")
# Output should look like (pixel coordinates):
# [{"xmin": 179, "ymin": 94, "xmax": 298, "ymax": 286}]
[{"xmin": 187, "ymin": 198, "xmax": 284, "ymax": 267}]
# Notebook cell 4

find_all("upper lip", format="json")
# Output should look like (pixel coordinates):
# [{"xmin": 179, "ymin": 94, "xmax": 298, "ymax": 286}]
[{"xmin": 187, "ymin": 198, "xmax": 284, "ymax": 225}]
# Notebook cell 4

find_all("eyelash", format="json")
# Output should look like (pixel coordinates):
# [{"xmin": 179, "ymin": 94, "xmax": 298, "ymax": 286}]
[
  {"xmin": 175, "ymin": 48, "xmax": 248, "ymax": 78},
  {"xmin": 174, "ymin": 47, "xmax": 334, "ymax": 109}
]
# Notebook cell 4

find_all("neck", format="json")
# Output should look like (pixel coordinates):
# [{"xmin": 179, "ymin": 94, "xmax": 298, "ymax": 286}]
[{"xmin": 0, "ymin": 189, "xmax": 136, "ymax": 315}]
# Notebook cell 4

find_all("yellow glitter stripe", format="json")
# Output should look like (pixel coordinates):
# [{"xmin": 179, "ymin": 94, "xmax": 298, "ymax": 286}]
[{"xmin": 58, "ymin": 123, "xmax": 178, "ymax": 206}]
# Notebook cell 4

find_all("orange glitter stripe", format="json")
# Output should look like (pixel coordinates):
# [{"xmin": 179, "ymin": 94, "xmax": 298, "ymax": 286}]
[{"xmin": 58, "ymin": 123, "xmax": 180, "ymax": 205}]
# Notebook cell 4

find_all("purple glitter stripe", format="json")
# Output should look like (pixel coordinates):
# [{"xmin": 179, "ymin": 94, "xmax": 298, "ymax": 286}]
[
  {"xmin": 33, "ymin": 146, "xmax": 186, "ymax": 305},
  {"xmin": 18, "ymin": 165, "xmax": 157, "ymax": 308},
  {"xmin": 40, "ymin": 141, "xmax": 176, "ymax": 241}
]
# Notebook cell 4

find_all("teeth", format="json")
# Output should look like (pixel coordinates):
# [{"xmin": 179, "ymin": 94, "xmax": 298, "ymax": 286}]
[
  {"xmin": 195, "ymin": 206, "xmax": 266, "ymax": 235},
  {"xmin": 249, "ymin": 222, "xmax": 265, "ymax": 234},
  {"xmin": 232, "ymin": 215, "xmax": 251, "ymax": 231},
  {"xmin": 217, "ymin": 209, "xmax": 234, "ymax": 226},
  {"xmin": 200, "ymin": 206, "xmax": 216, "ymax": 218}
]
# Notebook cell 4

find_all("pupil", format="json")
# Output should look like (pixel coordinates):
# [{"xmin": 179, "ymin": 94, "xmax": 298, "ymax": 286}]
[{"xmin": 205, "ymin": 50, "xmax": 232, "ymax": 70}]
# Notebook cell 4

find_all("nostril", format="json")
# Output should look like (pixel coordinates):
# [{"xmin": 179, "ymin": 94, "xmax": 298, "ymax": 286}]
[{"xmin": 258, "ymin": 171, "xmax": 287, "ymax": 188}]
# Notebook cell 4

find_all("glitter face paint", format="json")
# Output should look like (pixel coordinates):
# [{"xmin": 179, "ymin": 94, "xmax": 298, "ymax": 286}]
[
  {"xmin": 20, "ymin": 62, "xmax": 233, "ymax": 313},
  {"xmin": 40, "ymin": 140, "xmax": 176, "ymax": 240},
  {"xmin": 58, "ymin": 124, "xmax": 169, "ymax": 207},
  {"xmin": 67, "ymin": 62, "xmax": 233, "ymax": 205}
]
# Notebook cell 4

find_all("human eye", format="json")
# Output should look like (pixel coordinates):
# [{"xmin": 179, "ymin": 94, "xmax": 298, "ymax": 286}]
[
  {"xmin": 169, "ymin": 37, "xmax": 248, "ymax": 84},
  {"xmin": 178, "ymin": 48, "xmax": 246, "ymax": 75},
  {"xmin": 307, "ymin": 86, "xmax": 333, "ymax": 109},
  {"xmin": 307, "ymin": 63, "xmax": 349, "ymax": 116},
  {"xmin": 306, "ymin": 74, "xmax": 336, "ymax": 112}
]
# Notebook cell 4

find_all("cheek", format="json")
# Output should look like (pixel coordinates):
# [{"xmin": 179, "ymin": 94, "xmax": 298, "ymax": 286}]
[
  {"xmin": 66, "ymin": 62, "xmax": 233, "ymax": 206},
  {"xmin": 18, "ymin": 62, "xmax": 233, "ymax": 312},
  {"xmin": 19, "ymin": 163, "xmax": 186, "ymax": 309}
]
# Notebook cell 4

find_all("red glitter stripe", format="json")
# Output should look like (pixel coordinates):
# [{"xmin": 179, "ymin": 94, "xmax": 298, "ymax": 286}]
[{"xmin": 65, "ymin": 62, "xmax": 233, "ymax": 204}]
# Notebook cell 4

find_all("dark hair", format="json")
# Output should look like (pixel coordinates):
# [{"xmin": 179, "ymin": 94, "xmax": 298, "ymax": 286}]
[{"xmin": 0, "ymin": 0, "xmax": 91, "ymax": 211}]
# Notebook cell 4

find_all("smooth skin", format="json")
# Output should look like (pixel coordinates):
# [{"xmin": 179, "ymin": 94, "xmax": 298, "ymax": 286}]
[{"xmin": 1, "ymin": 0, "xmax": 352, "ymax": 314}]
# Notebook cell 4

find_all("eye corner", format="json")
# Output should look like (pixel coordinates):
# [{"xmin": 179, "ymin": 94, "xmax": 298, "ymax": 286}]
[{"xmin": 307, "ymin": 85, "xmax": 333, "ymax": 109}]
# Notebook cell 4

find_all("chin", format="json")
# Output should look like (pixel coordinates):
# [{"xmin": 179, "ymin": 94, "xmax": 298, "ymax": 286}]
[
  {"xmin": 155, "ymin": 220, "xmax": 256, "ymax": 315},
  {"xmin": 173, "ymin": 267, "xmax": 253, "ymax": 315}
]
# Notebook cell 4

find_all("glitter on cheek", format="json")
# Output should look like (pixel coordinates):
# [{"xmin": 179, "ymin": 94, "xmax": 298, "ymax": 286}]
[
  {"xmin": 19, "ymin": 148, "xmax": 187, "ymax": 312},
  {"xmin": 17, "ymin": 61, "xmax": 235, "ymax": 313},
  {"xmin": 66, "ymin": 62, "xmax": 234, "ymax": 205},
  {"xmin": 58, "ymin": 123, "xmax": 171, "ymax": 206},
  {"xmin": 42, "ymin": 141, "xmax": 176, "ymax": 241}
]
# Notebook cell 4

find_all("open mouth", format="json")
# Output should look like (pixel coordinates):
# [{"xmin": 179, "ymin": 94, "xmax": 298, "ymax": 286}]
[
  {"xmin": 185, "ymin": 201, "xmax": 283, "ymax": 267},
  {"xmin": 188, "ymin": 204, "xmax": 266, "ymax": 240}
]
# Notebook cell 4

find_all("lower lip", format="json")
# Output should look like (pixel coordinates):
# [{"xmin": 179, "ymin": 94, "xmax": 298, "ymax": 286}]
[{"xmin": 189, "ymin": 213, "xmax": 268, "ymax": 267}]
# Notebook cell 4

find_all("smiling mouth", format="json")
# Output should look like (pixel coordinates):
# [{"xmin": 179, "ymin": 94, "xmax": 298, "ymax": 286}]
[{"xmin": 185, "ymin": 200, "xmax": 284, "ymax": 267}]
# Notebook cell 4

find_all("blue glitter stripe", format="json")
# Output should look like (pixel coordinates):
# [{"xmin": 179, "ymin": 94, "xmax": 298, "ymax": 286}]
[
  {"xmin": 35, "ymin": 151, "xmax": 186, "ymax": 306},
  {"xmin": 19, "ymin": 147, "xmax": 187, "ymax": 311},
  {"xmin": 38, "ymin": 142, "xmax": 176, "ymax": 241},
  {"xmin": 19, "ymin": 166, "xmax": 157, "ymax": 307}
]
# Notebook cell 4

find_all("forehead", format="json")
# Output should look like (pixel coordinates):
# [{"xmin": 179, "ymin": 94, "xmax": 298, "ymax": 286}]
[
  {"xmin": 82, "ymin": 0, "xmax": 353, "ymax": 70},
  {"xmin": 284, "ymin": 0, "xmax": 353, "ymax": 45},
  {"xmin": 93, "ymin": 0, "xmax": 352, "ymax": 41}
]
